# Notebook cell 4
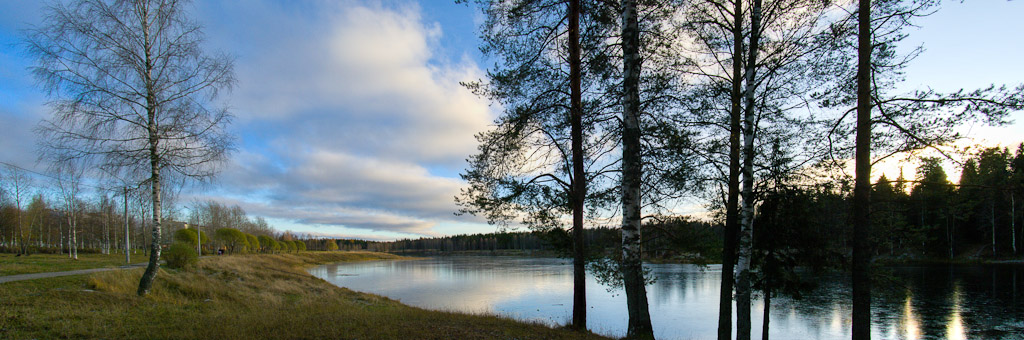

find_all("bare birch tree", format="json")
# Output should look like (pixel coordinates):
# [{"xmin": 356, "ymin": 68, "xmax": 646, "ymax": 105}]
[
  {"xmin": 26, "ymin": 0, "xmax": 235, "ymax": 296},
  {"xmin": 619, "ymin": 0, "xmax": 651, "ymax": 337},
  {"xmin": 3, "ymin": 165, "xmax": 32, "ymax": 255},
  {"xmin": 52, "ymin": 164, "xmax": 84, "ymax": 260}
]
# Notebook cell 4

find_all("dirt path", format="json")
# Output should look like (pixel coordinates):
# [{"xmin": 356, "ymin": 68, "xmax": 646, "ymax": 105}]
[{"xmin": 0, "ymin": 262, "xmax": 148, "ymax": 284}]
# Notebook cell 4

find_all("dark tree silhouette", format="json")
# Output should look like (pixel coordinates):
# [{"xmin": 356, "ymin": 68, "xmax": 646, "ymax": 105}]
[{"xmin": 456, "ymin": 0, "xmax": 623, "ymax": 330}]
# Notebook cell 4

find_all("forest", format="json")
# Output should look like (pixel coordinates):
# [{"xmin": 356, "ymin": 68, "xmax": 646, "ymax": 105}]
[{"xmin": 320, "ymin": 143, "xmax": 1024, "ymax": 264}]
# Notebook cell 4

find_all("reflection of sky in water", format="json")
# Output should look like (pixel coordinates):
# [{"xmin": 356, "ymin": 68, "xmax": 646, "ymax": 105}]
[{"xmin": 309, "ymin": 258, "xmax": 1024, "ymax": 340}]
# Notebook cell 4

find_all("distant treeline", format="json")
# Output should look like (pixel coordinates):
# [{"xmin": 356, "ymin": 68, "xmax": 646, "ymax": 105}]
[
  {"xmin": 304, "ymin": 144, "xmax": 1024, "ymax": 265},
  {"xmin": 0, "ymin": 170, "xmax": 286, "ymax": 255},
  {"xmin": 303, "ymin": 218, "xmax": 722, "ymax": 261}
]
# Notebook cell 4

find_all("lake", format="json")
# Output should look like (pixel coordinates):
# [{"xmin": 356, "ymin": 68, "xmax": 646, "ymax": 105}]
[{"xmin": 308, "ymin": 257, "xmax": 1024, "ymax": 339}]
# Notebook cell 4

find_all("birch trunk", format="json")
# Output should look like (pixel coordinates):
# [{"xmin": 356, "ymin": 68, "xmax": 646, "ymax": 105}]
[
  {"xmin": 736, "ymin": 1, "xmax": 763, "ymax": 338},
  {"xmin": 104, "ymin": 207, "xmax": 111, "ymax": 255},
  {"xmin": 620, "ymin": 0, "xmax": 654, "ymax": 338},
  {"xmin": 73, "ymin": 206, "xmax": 78, "ymax": 259},
  {"xmin": 70, "ymin": 210, "xmax": 76, "ymax": 259},
  {"xmin": 58, "ymin": 217, "xmax": 64, "ymax": 255},
  {"xmin": 67, "ymin": 213, "xmax": 73, "ymax": 258},
  {"xmin": 137, "ymin": 2, "xmax": 163, "ymax": 295}
]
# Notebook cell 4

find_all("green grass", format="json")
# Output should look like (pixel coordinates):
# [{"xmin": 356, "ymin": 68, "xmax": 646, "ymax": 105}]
[
  {"xmin": 0, "ymin": 251, "xmax": 610, "ymax": 340},
  {"xmin": 0, "ymin": 252, "xmax": 149, "ymax": 276}
]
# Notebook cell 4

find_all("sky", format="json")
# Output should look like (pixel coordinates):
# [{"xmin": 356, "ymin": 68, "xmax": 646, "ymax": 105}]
[{"xmin": 1, "ymin": 0, "xmax": 1022, "ymax": 241}]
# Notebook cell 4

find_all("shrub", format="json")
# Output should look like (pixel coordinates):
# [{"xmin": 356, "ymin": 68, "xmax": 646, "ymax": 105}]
[
  {"xmin": 165, "ymin": 242, "xmax": 198, "ymax": 269},
  {"xmin": 215, "ymin": 228, "xmax": 249, "ymax": 254},
  {"xmin": 283, "ymin": 240, "xmax": 296, "ymax": 253},
  {"xmin": 246, "ymin": 234, "xmax": 259, "ymax": 253},
  {"xmin": 257, "ymin": 235, "xmax": 275, "ymax": 253},
  {"xmin": 173, "ymin": 228, "xmax": 209, "ymax": 247}
]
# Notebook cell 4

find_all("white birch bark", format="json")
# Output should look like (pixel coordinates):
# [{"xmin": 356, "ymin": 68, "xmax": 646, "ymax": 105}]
[{"xmin": 736, "ymin": 1, "xmax": 762, "ymax": 339}]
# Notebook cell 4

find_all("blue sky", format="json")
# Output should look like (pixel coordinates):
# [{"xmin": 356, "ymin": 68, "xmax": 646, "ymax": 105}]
[{"xmin": 1, "ymin": 0, "xmax": 1022, "ymax": 240}]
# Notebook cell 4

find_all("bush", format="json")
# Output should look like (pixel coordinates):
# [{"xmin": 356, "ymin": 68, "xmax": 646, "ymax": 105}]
[
  {"xmin": 246, "ymin": 234, "xmax": 259, "ymax": 253},
  {"xmin": 174, "ymin": 228, "xmax": 209, "ymax": 247},
  {"xmin": 257, "ymin": 235, "xmax": 275, "ymax": 253},
  {"xmin": 165, "ymin": 242, "xmax": 198, "ymax": 269},
  {"xmin": 215, "ymin": 228, "xmax": 249, "ymax": 254}
]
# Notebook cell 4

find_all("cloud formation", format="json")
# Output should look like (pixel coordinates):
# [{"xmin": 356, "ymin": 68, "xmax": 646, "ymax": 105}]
[{"xmin": 195, "ymin": 1, "xmax": 494, "ymax": 237}]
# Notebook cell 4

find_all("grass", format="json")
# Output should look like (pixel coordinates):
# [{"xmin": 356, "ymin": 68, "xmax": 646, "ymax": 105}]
[
  {"xmin": 0, "ymin": 252, "xmax": 149, "ymax": 276},
  {"xmin": 0, "ymin": 251, "xmax": 611, "ymax": 339}
]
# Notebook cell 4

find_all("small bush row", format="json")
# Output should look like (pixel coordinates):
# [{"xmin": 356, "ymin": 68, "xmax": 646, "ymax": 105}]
[{"xmin": 173, "ymin": 228, "xmax": 306, "ymax": 257}]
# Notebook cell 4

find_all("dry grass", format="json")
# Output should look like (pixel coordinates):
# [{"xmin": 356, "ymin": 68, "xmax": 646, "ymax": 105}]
[
  {"xmin": 0, "ymin": 251, "xmax": 610, "ymax": 340},
  {"xmin": 0, "ymin": 252, "xmax": 148, "ymax": 276}
]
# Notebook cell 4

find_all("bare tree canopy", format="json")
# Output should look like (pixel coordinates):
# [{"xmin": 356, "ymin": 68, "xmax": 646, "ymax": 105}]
[
  {"xmin": 27, "ymin": 0, "xmax": 235, "ymax": 178},
  {"xmin": 25, "ymin": 0, "xmax": 235, "ymax": 296}
]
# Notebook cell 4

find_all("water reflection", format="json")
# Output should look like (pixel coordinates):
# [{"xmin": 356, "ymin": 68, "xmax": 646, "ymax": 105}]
[
  {"xmin": 947, "ymin": 283, "xmax": 966, "ymax": 340},
  {"xmin": 902, "ymin": 294, "xmax": 920, "ymax": 340},
  {"xmin": 309, "ymin": 258, "xmax": 1024, "ymax": 339}
]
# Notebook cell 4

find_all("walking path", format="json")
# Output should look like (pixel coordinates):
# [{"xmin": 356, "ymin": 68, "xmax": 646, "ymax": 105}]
[{"xmin": 0, "ymin": 262, "xmax": 148, "ymax": 284}]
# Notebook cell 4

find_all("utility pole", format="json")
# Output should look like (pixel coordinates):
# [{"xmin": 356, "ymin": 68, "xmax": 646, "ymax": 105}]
[{"xmin": 124, "ymin": 186, "xmax": 130, "ymax": 264}]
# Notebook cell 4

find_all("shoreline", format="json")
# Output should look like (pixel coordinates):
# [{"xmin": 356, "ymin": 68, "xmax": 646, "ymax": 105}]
[
  {"xmin": 0, "ymin": 251, "xmax": 610, "ymax": 339},
  {"xmin": 379, "ymin": 250, "xmax": 1024, "ymax": 266}
]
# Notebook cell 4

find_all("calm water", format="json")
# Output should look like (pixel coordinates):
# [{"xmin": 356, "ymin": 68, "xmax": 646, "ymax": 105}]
[{"xmin": 308, "ymin": 257, "xmax": 1024, "ymax": 340}]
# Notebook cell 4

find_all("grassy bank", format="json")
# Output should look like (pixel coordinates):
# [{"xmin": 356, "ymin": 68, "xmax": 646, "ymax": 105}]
[
  {"xmin": 0, "ymin": 252, "xmax": 149, "ymax": 276},
  {"xmin": 0, "ymin": 251, "xmax": 609, "ymax": 339}
]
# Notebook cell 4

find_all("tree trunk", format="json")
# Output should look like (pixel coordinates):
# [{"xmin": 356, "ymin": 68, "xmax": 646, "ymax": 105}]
[
  {"xmin": 67, "ymin": 212, "xmax": 73, "ymax": 258},
  {"xmin": 125, "ymin": 186, "xmax": 131, "ymax": 264},
  {"xmin": 1012, "ymin": 192, "xmax": 1016, "ymax": 255},
  {"xmin": 620, "ymin": 0, "xmax": 654, "ymax": 338},
  {"xmin": 72, "ymin": 210, "xmax": 78, "ymax": 260},
  {"xmin": 947, "ymin": 215, "xmax": 953, "ymax": 259},
  {"xmin": 852, "ymin": 0, "xmax": 874, "ymax": 338},
  {"xmin": 58, "ymin": 216, "xmax": 64, "ymax": 255},
  {"xmin": 15, "ymin": 192, "xmax": 23, "ymax": 256},
  {"xmin": 138, "ymin": 5, "xmax": 163, "ymax": 296},
  {"xmin": 568, "ymin": 0, "xmax": 587, "ymax": 330},
  {"xmin": 992, "ymin": 202, "xmax": 996, "ymax": 256},
  {"xmin": 719, "ymin": 1, "xmax": 744, "ymax": 339},
  {"xmin": 762, "ymin": 277, "xmax": 772, "ymax": 340},
  {"xmin": 105, "ymin": 207, "xmax": 111, "ymax": 255},
  {"xmin": 736, "ymin": 1, "xmax": 763, "ymax": 339}
]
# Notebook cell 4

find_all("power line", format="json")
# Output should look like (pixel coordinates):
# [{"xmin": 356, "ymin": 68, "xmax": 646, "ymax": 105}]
[{"xmin": 0, "ymin": 160, "xmax": 124, "ymax": 192}]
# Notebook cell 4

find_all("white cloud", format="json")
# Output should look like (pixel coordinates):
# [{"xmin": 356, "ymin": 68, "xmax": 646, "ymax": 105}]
[
  {"xmin": 189, "ymin": 0, "xmax": 495, "ymax": 237},
  {"xmin": 206, "ymin": 0, "xmax": 493, "ymax": 165}
]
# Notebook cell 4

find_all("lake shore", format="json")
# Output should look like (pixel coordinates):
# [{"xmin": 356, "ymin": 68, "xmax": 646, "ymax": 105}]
[
  {"xmin": 382, "ymin": 249, "xmax": 1024, "ymax": 266},
  {"xmin": 0, "ymin": 251, "xmax": 609, "ymax": 339}
]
